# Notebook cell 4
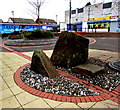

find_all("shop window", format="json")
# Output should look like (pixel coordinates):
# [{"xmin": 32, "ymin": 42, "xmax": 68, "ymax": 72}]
[
  {"xmin": 77, "ymin": 8, "xmax": 83, "ymax": 13},
  {"xmin": 89, "ymin": 23, "xmax": 110, "ymax": 29},
  {"xmin": 72, "ymin": 10, "xmax": 76, "ymax": 14},
  {"xmin": 103, "ymin": 2, "xmax": 112, "ymax": 9}
]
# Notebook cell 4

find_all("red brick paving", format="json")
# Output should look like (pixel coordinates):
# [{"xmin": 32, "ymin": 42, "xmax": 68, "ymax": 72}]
[
  {"xmin": 47, "ymin": 93, "xmax": 54, "ymax": 100},
  {"xmin": 43, "ymin": 93, "xmax": 50, "ymax": 98},
  {"xmin": 38, "ymin": 92, "xmax": 46, "ymax": 97},
  {"xmin": 109, "ymin": 92, "xmax": 119, "ymax": 97},
  {"xmin": 93, "ymin": 95, "xmax": 102, "ymax": 101},
  {"xmin": 14, "ymin": 63, "xmax": 119, "ymax": 103},
  {"xmin": 80, "ymin": 97, "xmax": 86, "ymax": 103},
  {"xmin": 57, "ymin": 95, "xmax": 62, "ymax": 101},
  {"xmin": 0, "ymin": 44, "xmax": 32, "ymax": 61},
  {"xmin": 66, "ymin": 96, "xmax": 71, "ymax": 102},
  {"xmin": 36, "ymin": 91, "xmax": 42, "ymax": 96},
  {"xmin": 14, "ymin": 51, "xmax": 32, "ymax": 61},
  {"xmin": 61, "ymin": 96, "xmax": 67, "ymax": 102},
  {"xmin": 112, "ymin": 91, "xmax": 120, "ymax": 95},
  {"xmin": 110, "ymin": 97, "xmax": 120, "ymax": 104},
  {"xmin": 101, "ymin": 93, "xmax": 112, "ymax": 99},
  {"xmin": 75, "ymin": 97, "xmax": 81, "ymax": 103},
  {"xmin": 96, "ymin": 95, "xmax": 105, "ymax": 101},
  {"xmin": 71, "ymin": 97, "xmax": 76, "ymax": 102},
  {"xmin": 99, "ymin": 94, "xmax": 108, "ymax": 100},
  {"xmin": 88, "ymin": 96, "xmax": 96, "ymax": 102},
  {"xmin": 51, "ymin": 94, "xmax": 58, "ymax": 101},
  {"xmin": 113, "ymin": 86, "xmax": 120, "ymax": 95}
]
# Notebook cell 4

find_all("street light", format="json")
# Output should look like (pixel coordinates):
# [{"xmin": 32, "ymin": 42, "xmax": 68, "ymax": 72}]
[
  {"xmin": 11, "ymin": 11, "xmax": 14, "ymax": 23},
  {"xmin": 56, "ymin": 15, "xmax": 58, "ymax": 24},
  {"xmin": 11, "ymin": 11, "xmax": 15, "ymax": 31},
  {"xmin": 69, "ymin": 0, "xmax": 71, "ymax": 30},
  {"xmin": 88, "ymin": 7, "xmax": 90, "ymax": 32}
]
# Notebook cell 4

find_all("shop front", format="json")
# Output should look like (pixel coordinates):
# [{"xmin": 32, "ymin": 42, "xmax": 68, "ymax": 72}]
[
  {"xmin": 67, "ymin": 22, "xmax": 82, "ymax": 31},
  {"xmin": 87, "ymin": 15, "xmax": 120, "ymax": 32},
  {"xmin": 88, "ymin": 20, "xmax": 110, "ymax": 32}
]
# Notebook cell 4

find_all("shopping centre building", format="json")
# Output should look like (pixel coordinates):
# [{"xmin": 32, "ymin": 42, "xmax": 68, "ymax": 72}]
[{"xmin": 64, "ymin": 0, "xmax": 120, "ymax": 32}]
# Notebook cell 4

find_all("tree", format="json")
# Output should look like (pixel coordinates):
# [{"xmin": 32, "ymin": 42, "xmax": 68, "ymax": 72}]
[{"xmin": 27, "ymin": 0, "xmax": 46, "ymax": 29}]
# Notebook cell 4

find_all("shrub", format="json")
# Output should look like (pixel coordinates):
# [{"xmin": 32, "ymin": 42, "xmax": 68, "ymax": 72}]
[
  {"xmin": 2, "ymin": 33, "xmax": 10, "ymax": 38},
  {"xmin": 8, "ymin": 34, "xmax": 24, "ymax": 39},
  {"xmin": 31, "ymin": 30, "xmax": 44, "ymax": 39},
  {"xmin": 24, "ymin": 29, "xmax": 54, "ymax": 39},
  {"xmin": 43, "ymin": 30, "xmax": 54, "ymax": 38},
  {"xmin": 23, "ymin": 31, "xmax": 32, "ymax": 38},
  {"xmin": 11, "ymin": 31, "xmax": 20, "ymax": 35}
]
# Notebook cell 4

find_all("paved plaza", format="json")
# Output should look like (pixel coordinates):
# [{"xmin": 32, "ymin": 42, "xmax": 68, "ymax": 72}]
[
  {"xmin": 0, "ymin": 47, "xmax": 119, "ymax": 109},
  {"xmin": 0, "ymin": 36, "xmax": 119, "ymax": 109}
]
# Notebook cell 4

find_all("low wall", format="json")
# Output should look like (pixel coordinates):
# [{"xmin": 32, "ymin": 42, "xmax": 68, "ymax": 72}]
[
  {"xmin": 55, "ymin": 32, "xmax": 120, "ymax": 37},
  {"xmin": 78, "ymin": 32, "xmax": 120, "ymax": 37}
]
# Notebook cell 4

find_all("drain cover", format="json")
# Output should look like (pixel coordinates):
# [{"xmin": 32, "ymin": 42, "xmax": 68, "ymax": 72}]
[{"xmin": 108, "ymin": 61, "xmax": 120, "ymax": 71}]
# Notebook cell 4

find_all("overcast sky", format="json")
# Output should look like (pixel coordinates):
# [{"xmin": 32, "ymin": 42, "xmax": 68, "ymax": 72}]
[{"xmin": 0, "ymin": 0, "xmax": 112, "ymax": 22}]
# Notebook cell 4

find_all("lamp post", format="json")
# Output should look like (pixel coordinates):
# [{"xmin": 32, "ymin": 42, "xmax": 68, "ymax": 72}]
[
  {"xmin": 88, "ymin": 7, "xmax": 90, "ymax": 32},
  {"xmin": 56, "ymin": 15, "xmax": 58, "ymax": 24},
  {"xmin": 11, "ymin": 11, "xmax": 15, "ymax": 31},
  {"xmin": 69, "ymin": 0, "xmax": 71, "ymax": 31},
  {"xmin": 11, "ymin": 11, "xmax": 14, "ymax": 23}
]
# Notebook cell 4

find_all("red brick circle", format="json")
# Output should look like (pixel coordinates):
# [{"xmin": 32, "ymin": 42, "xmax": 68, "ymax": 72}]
[{"xmin": 13, "ymin": 63, "xmax": 113, "ymax": 103}]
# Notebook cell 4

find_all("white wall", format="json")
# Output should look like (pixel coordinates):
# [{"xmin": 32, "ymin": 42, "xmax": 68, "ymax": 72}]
[
  {"xmin": 82, "ymin": 22, "xmax": 88, "ymax": 32},
  {"xmin": 60, "ymin": 22, "xmax": 66, "ymax": 31}
]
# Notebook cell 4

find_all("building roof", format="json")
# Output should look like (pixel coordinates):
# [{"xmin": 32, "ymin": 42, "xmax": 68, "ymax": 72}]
[
  {"xmin": 85, "ymin": 2, "xmax": 91, "ymax": 6},
  {"xmin": 36, "ymin": 18, "xmax": 57, "ymax": 24},
  {"xmin": 9, "ymin": 18, "xmax": 35, "ymax": 24}
]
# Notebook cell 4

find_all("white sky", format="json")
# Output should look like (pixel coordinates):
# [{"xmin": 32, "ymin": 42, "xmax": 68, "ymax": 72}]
[{"xmin": 0, "ymin": 0, "xmax": 112, "ymax": 22}]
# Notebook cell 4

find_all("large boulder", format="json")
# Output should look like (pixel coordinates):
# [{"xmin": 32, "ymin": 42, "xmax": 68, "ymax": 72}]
[
  {"xmin": 31, "ymin": 49, "xmax": 59, "ymax": 78},
  {"xmin": 51, "ymin": 31, "xmax": 89, "ymax": 68}
]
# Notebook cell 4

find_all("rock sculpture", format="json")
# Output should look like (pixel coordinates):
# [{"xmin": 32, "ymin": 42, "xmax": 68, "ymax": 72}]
[
  {"xmin": 51, "ymin": 31, "xmax": 89, "ymax": 68},
  {"xmin": 31, "ymin": 49, "xmax": 59, "ymax": 78}
]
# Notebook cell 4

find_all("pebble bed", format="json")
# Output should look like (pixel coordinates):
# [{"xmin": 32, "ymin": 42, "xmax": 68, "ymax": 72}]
[
  {"xmin": 20, "ymin": 65, "xmax": 99, "ymax": 97},
  {"xmin": 56, "ymin": 57, "xmax": 120, "ymax": 92},
  {"xmin": 20, "ymin": 57, "xmax": 119, "ymax": 97},
  {"xmin": 4, "ymin": 38, "xmax": 58, "ymax": 46}
]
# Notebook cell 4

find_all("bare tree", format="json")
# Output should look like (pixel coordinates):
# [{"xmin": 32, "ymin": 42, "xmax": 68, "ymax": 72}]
[{"xmin": 27, "ymin": 0, "xmax": 46, "ymax": 29}]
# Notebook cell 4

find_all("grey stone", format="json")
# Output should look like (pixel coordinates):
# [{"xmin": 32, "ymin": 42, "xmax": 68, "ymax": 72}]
[
  {"xmin": 31, "ymin": 49, "xmax": 59, "ymax": 78},
  {"xmin": 51, "ymin": 31, "xmax": 89, "ymax": 68},
  {"xmin": 71, "ymin": 63, "xmax": 104, "ymax": 77}
]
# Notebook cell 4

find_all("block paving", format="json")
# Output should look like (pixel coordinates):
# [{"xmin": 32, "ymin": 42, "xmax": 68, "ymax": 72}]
[{"xmin": 0, "ymin": 43, "xmax": 119, "ymax": 109}]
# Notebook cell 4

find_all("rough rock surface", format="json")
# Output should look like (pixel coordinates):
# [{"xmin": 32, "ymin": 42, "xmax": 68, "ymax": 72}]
[
  {"xmin": 51, "ymin": 31, "xmax": 89, "ymax": 68},
  {"xmin": 71, "ymin": 63, "xmax": 104, "ymax": 77},
  {"xmin": 31, "ymin": 49, "xmax": 59, "ymax": 78}
]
